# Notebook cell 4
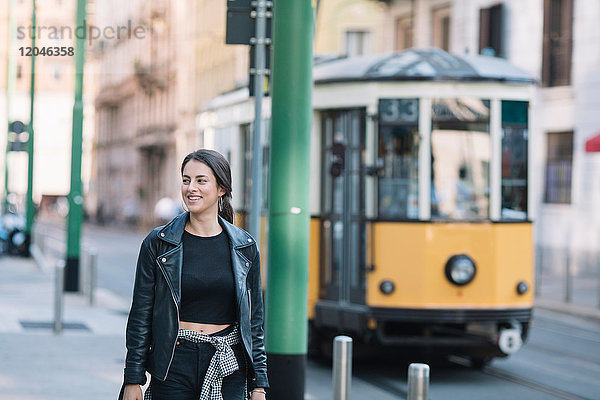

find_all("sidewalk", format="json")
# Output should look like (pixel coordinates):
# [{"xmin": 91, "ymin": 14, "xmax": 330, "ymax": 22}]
[
  {"xmin": 534, "ymin": 297, "xmax": 600, "ymax": 321},
  {"xmin": 535, "ymin": 272, "xmax": 600, "ymax": 322},
  {"xmin": 0, "ymin": 255, "xmax": 398, "ymax": 400},
  {"xmin": 0, "ymin": 256, "xmax": 129, "ymax": 400}
]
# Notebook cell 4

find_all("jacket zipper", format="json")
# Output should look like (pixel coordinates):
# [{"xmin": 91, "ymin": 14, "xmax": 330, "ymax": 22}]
[
  {"xmin": 247, "ymin": 289, "xmax": 252, "ymax": 320},
  {"xmin": 156, "ymin": 259, "xmax": 180, "ymax": 380}
]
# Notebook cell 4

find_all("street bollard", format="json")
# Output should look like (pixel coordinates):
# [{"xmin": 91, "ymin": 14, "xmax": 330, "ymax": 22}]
[
  {"xmin": 80, "ymin": 248, "xmax": 88, "ymax": 297},
  {"xmin": 597, "ymin": 254, "xmax": 600, "ymax": 309},
  {"xmin": 39, "ymin": 232, "xmax": 46, "ymax": 256},
  {"xmin": 333, "ymin": 336, "xmax": 352, "ymax": 400},
  {"xmin": 88, "ymin": 250, "xmax": 97, "ymax": 305},
  {"xmin": 565, "ymin": 249, "xmax": 573, "ymax": 303},
  {"xmin": 407, "ymin": 363, "xmax": 429, "ymax": 400},
  {"xmin": 54, "ymin": 260, "xmax": 66, "ymax": 334}
]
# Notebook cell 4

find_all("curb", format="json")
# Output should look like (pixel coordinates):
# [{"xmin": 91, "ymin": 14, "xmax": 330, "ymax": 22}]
[{"xmin": 534, "ymin": 297, "xmax": 600, "ymax": 322}]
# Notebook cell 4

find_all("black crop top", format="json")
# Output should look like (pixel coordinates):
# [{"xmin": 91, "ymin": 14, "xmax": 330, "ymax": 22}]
[{"xmin": 180, "ymin": 229, "xmax": 237, "ymax": 324}]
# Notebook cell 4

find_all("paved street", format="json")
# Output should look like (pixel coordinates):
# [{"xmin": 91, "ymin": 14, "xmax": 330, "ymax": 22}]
[
  {"xmin": 354, "ymin": 308, "xmax": 600, "ymax": 399},
  {"xmin": 4, "ymin": 218, "xmax": 598, "ymax": 400},
  {"xmin": 35, "ymin": 218, "xmax": 146, "ymax": 300}
]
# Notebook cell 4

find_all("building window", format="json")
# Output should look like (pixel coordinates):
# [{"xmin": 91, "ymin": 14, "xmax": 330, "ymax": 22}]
[
  {"xmin": 395, "ymin": 16, "xmax": 413, "ymax": 51},
  {"xmin": 432, "ymin": 6, "xmax": 451, "ymax": 51},
  {"xmin": 378, "ymin": 99, "xmax": 419, "ymax": 219},
  {"xmin": 479, "ymin": 3, "xmax": 505, "ymax": 57},
  {"xmin": 544, "ymin": 131, "xmax": 573, "ymax": 204},
  {"xmin": 345, "ymin": 30, "xmax": 370, "ymax": 57},
  {"xmin": 542, "ymin": 0, "xmax": 573, "ymax": 87},
  {"xmin": 431, "ymin": 98, "xmax": 491, "ymax": 220}
]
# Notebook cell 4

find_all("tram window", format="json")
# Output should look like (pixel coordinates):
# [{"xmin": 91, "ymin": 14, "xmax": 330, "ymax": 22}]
[
  {"xmin": 431, "ymin": 98, "xmax": 490, "ymax": 220},
  {"xmin": 378, "ymin": 126, "xmax": 419, "ymax": 219},
  {"xmin": 242, "ymin": 121, "xmax": 271, "ymax": 217},
  {"xmin": 378, "ymin": 99, "xmax": 419, "ymax": 220},
  {"xmin": 501, "ymin": 101, "xmax": 528, "ymax": 219}
]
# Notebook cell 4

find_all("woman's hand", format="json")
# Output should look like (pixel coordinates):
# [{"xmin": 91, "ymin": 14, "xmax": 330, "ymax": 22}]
[
  {"xmin": 250, "ymin": 388, "xmax": 267, "ymax": 400},
  {"xmin": 123, "ymin": 384, "xmax": 143, "ymax": 400}
]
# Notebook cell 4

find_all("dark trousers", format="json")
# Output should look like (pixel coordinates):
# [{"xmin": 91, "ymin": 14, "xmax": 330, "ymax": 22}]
[{"xmin": 151, "ymin": 327, "xmax": 247, "ymax": 400}]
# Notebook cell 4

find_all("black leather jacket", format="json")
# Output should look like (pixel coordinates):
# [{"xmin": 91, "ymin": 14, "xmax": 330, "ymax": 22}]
[{"xmin": 123, "ymin": 212, "xmax": 269, "ymax": 389}]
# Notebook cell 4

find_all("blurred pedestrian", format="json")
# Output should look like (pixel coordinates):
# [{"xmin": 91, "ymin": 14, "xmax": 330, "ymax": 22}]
[
  {"xmin": 455, "ymin": 165, "xmax": 478, "ymax": 219},
  {"xmin": 120, "ymin": 149, "xmax": 268, "ymax": 400}
]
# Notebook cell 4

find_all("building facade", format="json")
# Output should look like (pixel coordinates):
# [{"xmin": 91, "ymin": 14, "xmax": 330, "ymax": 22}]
[
  {"xmin": 92, "ymin": 0, "xmax": 200, "ymax": 227},
  {"xmin": 92, "ymin": 0, "xmax": 387, "ymax": 226},
  {"xmin": 0, "ymin": 0, "xmax": 95, "ymax": 213}
]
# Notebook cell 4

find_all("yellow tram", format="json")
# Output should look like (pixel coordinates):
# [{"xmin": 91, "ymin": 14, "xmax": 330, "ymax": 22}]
[{"xmin": 199, "ymin": 48, "xmax": 535, "ymax": 365}]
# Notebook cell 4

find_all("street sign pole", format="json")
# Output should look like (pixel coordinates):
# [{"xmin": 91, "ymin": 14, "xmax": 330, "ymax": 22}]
[
  {"xmin": 65, "ymin": 0, "xmax": 87, "ymax": 292},
  {"xmin": 248, "ymin": 0, "xmax": 269, "ymax": 246},
  {"xmin": 4, "ymin": 0, "xmax": 17, "ymax": 211},
  {"xmin": 25, "ymin": 0, "xmax": 37, "ymax": 249},
  {"xmin": 265, "ymin": 0, "xmax": 314, "ymax": 397}
]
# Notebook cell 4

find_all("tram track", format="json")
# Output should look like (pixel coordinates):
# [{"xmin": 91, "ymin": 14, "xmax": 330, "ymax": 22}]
[
  {"xmin": 481, "ymin": 365, "xmax": 590, "ymax": 400},
  {"xmin": 355, "ymin": 369, "xmax": 408, "ymax": 399},
  {"xmin": 532, "ymin": 318, "xmax": 600, "ymax": 344},
  {"xmin": 355, "ymin": 356, "xmax": 592, "ymax": 400},
  {"xmin": 449, "ymin": 356, "xmax": 591, "ymax": 400},
  {"xmin": 525, "ymin": 341, "xmax": 600, "ymax": 366}
]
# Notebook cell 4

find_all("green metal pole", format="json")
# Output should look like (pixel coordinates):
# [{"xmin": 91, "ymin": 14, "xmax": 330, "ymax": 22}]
[
  {"xmin": 4, "ymin": 0, "xmax": 16, "ymax": 212},
  {"xmin": 25, "ymin": 0, "xmax": 36, "ymax": 244},
  {"xmin": 265, "ymin": 0, "xmax": 314, "ymax": 397},
  {"xmin": 65, "ymin": 0, "xmax": 87, "ymax": 292}
]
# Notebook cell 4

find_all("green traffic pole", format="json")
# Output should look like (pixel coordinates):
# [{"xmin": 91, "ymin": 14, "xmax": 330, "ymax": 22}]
[
  {"xmin": 24, "ymin": 0, "xmax": 36, "ymax": 250},
  {"xmin": 65, "ymin": 0, "xmax": 87, "ymax": 292},
  {"xmin": 265, "ymin": 0, "xmax": 314, "ymax": 397},
  {"xmin": 4, "ymin": 0, "xmax": 16, "ymax": 212}
]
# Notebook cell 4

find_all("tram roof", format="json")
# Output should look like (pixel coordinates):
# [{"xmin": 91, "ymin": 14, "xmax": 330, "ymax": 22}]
[{"xmin": 313, "ymin": 48, "xmax": 535, "ymax": 85}]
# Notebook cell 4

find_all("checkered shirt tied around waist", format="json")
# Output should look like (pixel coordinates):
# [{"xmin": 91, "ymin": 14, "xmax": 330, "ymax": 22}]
[{"xmin": 144, "ymin": 326, "xmax": 247, "ymax": 400}]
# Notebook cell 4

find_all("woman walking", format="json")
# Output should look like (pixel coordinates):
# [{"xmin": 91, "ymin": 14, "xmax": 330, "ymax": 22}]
[{"xmin": 120, "ymin": 149, "xmax": 268, "ymax": 400}]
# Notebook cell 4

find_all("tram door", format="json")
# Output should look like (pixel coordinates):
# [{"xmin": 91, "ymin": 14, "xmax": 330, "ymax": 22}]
[{"xmin": 321, "ymin": 109, "xmax": 366, "ymax": 305}]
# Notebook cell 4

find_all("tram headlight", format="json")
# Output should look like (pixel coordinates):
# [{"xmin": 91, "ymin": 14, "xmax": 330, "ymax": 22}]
[
  {"xmin": 379, "ymin": 280, "xmax": 395, "ymax": 295},
  {"xmin": 445, "ymin": 254, "xmax": 476, "ymax": 286}
]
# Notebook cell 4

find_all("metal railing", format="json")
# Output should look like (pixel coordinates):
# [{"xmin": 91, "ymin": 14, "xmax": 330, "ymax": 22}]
[{"xmin": 31, "ymin": 226, "xmax": 98, "ymax": 333}]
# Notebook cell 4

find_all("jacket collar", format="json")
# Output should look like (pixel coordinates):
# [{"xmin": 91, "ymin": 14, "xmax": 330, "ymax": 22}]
[{"xmin": 157, "ymin": 212, "xmax": 255, "ymax": 248}]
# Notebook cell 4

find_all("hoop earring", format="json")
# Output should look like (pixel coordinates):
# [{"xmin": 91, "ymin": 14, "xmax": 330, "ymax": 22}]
[{"xmin": 219, "ymin": 196, "xmax": 223, "ymax": 212}]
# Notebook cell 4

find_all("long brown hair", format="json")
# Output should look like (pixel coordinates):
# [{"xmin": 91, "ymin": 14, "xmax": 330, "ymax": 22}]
[{"xmin": 181, "ymin": 149, "xmax": 234, "ymax": 224}]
